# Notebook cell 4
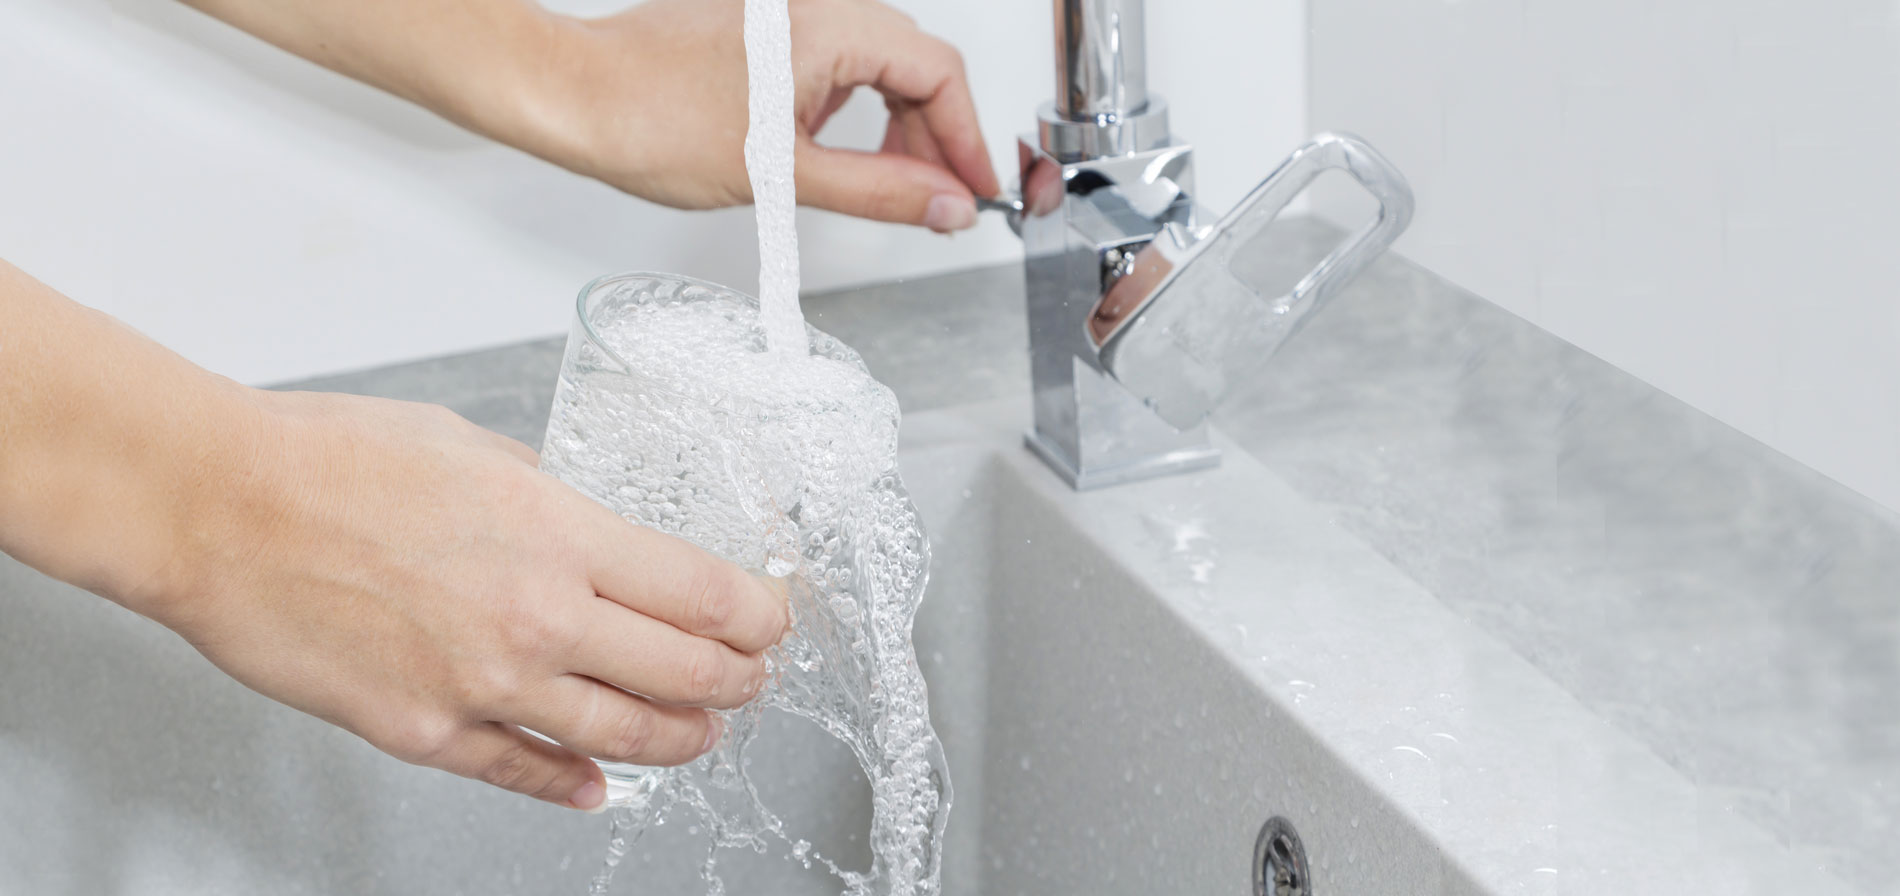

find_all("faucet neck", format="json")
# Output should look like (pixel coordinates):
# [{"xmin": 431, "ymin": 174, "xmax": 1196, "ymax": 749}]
[
  {"xmin": 1041, "ymin": 0, "xmax": 1170, "ymax": 162},
  {"xmin": 1054, "ymin": 0, "xmax": 1149, "ymax": 121}
]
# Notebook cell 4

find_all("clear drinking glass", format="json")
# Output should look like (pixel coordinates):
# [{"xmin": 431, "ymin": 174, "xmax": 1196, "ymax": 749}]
[
  {"xmin": 539, "ymin": 272, "xmax": 845, "ymax": 586},
  {"xmin": 536, "ymin": 272, "xmax": 950, "ymax": 891}
]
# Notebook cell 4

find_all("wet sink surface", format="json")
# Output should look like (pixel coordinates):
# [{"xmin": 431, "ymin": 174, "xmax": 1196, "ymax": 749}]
[
  {"xmin": 4, "ymin": 234, "xmax": 1889, "ymax": 893},
  {"xmin": 0, "ymin": 394, "xmax": 1832, "ymax": 894}
]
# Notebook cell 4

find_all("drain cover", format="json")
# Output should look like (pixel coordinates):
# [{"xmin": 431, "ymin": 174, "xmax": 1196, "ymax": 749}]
[{"xmin": 1253, "ymin": 817, "xmax": 1312, "ymax": 896}]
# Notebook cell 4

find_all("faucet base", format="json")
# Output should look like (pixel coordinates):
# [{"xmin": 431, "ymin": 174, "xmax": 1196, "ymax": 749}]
[{"xmin": 1023, "ymin": 429, "xmax": 1220, "ymax": 491}]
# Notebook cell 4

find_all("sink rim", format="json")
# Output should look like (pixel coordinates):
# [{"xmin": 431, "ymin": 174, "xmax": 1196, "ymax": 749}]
[{"xmin": 901, "ymin": 397, "xmax": 1850, "ymax": 896}]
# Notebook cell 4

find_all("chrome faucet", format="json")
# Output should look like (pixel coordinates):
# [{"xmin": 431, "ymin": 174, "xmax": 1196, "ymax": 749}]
[{"xmin": 999, "ymin": 0, "xmax": 1415, "ymax": 490}]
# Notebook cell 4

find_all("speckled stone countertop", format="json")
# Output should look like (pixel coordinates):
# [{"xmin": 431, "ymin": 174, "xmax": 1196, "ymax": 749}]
[{"xmin": 289, "ymin": 217, "xmax": 1899, "ymax": 892}]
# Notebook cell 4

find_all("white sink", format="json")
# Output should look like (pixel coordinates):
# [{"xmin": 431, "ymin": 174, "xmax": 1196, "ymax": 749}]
[{"xmin": 0, "ymin": 398, "xmax": 1832, "ymax": 895}]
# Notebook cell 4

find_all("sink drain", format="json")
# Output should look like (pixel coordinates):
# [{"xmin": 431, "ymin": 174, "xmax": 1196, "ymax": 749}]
[{"xmin": 1253, "ymin": 817, "xmax": 1311, "ymax": 896}]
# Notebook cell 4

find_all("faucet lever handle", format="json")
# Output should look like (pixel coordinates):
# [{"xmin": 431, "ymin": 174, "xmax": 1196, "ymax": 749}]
[
  {"xmin": 1092, "ymin": 132, "xmax": 1415, "ymax": 429},
  {"xmin": 976, "ymin": 194, "xmax": 1026, "ymax": 236}
]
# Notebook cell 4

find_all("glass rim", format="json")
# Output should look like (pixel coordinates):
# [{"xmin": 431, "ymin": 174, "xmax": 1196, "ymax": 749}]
[{"xmin": 574, "ymin": 270, "xmax": 761, "ymax": 377}]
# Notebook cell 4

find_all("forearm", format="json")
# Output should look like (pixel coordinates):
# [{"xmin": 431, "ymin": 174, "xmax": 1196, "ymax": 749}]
[
  {"xmin": 176, "ymin": 0, "xmax": 587, "ymax": 162},
  {"xmin": 0, "ymin": 260, "xmax": 260, "ymax": 614}
]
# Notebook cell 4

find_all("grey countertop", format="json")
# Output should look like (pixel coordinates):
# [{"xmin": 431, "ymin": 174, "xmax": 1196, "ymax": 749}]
[{"xmin": 287, "ymin": 217, "xmax": 1899, "ymax": 891}]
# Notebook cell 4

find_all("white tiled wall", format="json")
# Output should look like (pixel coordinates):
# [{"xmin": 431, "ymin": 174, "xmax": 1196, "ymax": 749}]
[
  {"xmin": 1, "ymin": 0, "xmax": 1302, "ymax": 385},
  {"xmin": 1310, "ymin": 0, "xmax": 1900, "ymax": 513}
]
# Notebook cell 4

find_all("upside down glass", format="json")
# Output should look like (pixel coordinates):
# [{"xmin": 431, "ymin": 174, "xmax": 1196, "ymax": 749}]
[{"xmin": 536, "ymin": 272, "xmax": 951, "ymax": 895}]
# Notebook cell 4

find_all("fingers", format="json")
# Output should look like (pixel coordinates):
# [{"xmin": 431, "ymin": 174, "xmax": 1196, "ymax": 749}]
[
  {"xmin": 889, "ymin": 102, "xmax": 949, "ymax": 169},
  {"xmin": 802, "ymin": 15, "xmax": 999, "ymax": 230},
  {"xmin": 797, "ymin": 142, "xmax": 978, "ymax": 232},
  {"xmin": 524, "ymin": 675, "xmax": 723, "ymax": 769},
  {"xmin": 862, "ymin": 30, "xmax": 1000, "ymax": 200},
  {"xmin": 570, "ymin": 596, "xmax": 769, "ymax": 709},
  {"xmin": 430, "ymin": 720, "xmax": 608, "ymax": 811},
  {"xmin": 583, "ymin": 512, "xmax": 790, "ymax": 653}
]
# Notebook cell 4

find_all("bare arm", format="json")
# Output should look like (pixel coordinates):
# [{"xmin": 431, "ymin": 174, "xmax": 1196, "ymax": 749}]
[
  {"xmin": 179, "ymin": 0, "xmax": 1002, "ymax": 231},
  {"xmin": 176, "ymin": 0, "xmax": 571, "ymax": 159},
  {"xmin": 0, "ymin": 260, "xmax": 787, "ymax": 810},
  {"xmin": 0, "ymin": 260, "xmax": 249, "ymax": 602}
]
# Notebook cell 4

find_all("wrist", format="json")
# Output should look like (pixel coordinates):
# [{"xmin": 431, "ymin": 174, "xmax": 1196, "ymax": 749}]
[
  {"xmin": 98, "ymin": 379, "xmax": 278, "ymax": 627},
  {"xmin": 0, "ymin": 264, "xmax": 272, "ymax": 622},
  {"xmin": 453, "ymin": 11, "xmax": 635, "ymax": 185},
  {"xmin": 490, "ymin": 11, "xmax": 677, "ymax": 197}
]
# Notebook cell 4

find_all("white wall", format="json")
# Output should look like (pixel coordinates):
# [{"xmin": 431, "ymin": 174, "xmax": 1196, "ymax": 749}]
[
  {"xmin": 1309, "ymin": 0, "xmax": 1900, "ymax": 514},
  {"xmin": 2, "ymin": 0, "xmax": 1302, "ymax": 385}
]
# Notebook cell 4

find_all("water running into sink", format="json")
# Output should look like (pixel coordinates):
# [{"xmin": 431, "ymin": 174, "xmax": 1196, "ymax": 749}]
[{"xmin": 538, "ymin": 1, "xmax": 951, "ymax": 894}]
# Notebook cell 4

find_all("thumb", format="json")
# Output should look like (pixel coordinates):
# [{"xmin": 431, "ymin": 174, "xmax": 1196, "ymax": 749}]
[{"xmin": 795, "ymin": 143, "xmax": 978, "ymax": 233}]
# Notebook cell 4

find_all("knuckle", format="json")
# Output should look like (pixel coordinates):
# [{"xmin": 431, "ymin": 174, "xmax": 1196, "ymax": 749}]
[
  {"xmin": 682, "ymin": 643, "xmax": 727, "ymax": 705},
  {"xmin": 480, "ymin": 741, "xmax": 544, "ymax": 795},
  {"xmin": 495, "ymin": 592, "xmax": 571, "ymax": 661},
  {"xmin": 380, "ymin": 714, "xmax": 460, "ymax": 766},
  {"xmin": 493, "ymin": 466, "xmax": 552, "ymax": 520},
  {"xmin": 685, "ymin": 566, "xmax": 739, "ymax": 635},
  {"xmin": 420, "ymin": 401, "xmax": 466, "ymax": 428},
  {"xmin": 475, "ymin": 666, "xmax": 529, "ymax": 712},
  {"xmin": 603, "ymin": 708, "xmax": 659, "ymax": 763},
  {"xmin": 526, "ymin": 604, "xmax": 573, "ymax": 653},
  {"xmin": 505, "ymin": 439, "xmax": 541, "ymax": 465},
  {"xmin": 927, "ymin": 36, "xmax": 963, "ymax": 73},
  {"xmin": 461, "ymin": 644, "xmax": 534, "ymax": 709}
]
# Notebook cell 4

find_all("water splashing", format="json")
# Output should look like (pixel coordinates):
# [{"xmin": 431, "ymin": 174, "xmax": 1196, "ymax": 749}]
[{"xmin": 542, "ymin": 284, "xmax": 951, "ymax": 896}]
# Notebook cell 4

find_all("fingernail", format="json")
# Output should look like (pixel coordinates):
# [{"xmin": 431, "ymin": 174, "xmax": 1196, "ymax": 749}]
[
  {"xmin": 703, "ymin": 715, "xmax": 726, "ymax": 754},
  {"xmin": 924, "ymin": 194, "xmax": 977, "ymax": 233},
  {"xmin": 569, "ymin": 778, "xmax": 607, "ymax": 814}
]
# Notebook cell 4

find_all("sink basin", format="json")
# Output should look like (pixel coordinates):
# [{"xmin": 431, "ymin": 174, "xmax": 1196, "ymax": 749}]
[{"xmin": 0, "ymin": 396, "xmax": 1838, "ymax": 894}]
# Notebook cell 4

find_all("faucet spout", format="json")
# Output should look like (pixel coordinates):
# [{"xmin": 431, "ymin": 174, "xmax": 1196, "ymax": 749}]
[
  {"xmin": 1092, "ymin": 133, "xmax": 1416, "ymax": 430},
  {"xmin": 1006, "ymin": 2, "xmax": 1414, "ymax": 489}
]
